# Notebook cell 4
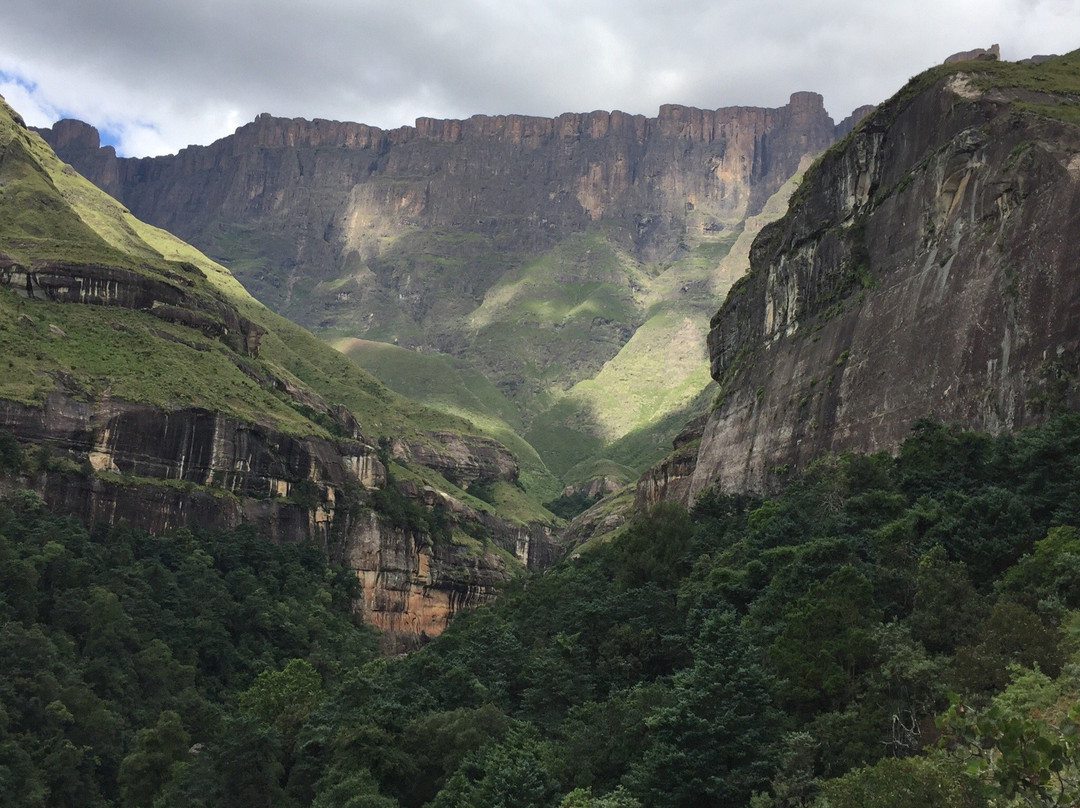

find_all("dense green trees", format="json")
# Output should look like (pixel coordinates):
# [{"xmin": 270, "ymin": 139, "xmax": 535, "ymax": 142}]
[
  {"xmin": 7, "ymin": 414, "xmax": 1080, "ymax": 805},
  {"xmin": 0, "ymin": 492, "xmax": 378, "ymax": 807}
]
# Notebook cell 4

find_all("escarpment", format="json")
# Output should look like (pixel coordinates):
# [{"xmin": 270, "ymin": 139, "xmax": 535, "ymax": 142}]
[
  {"xmin": 40, "ymin": 95, "xmax": 852, "ymax": 388},
  {"xmin": 686, "ymin": 54, "xmax": 1080, "ymax": 496},
  {"xmin": 43, "ymin": 94, "xmax": 843, "ymax": 272}
]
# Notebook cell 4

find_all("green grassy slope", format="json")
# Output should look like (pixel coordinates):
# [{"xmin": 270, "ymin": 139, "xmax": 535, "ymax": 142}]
[
  {"xmin": 513, "ymin": 166, "xmax": 808, "ymax": 481},
  {"xmin": 332, "ymin": 338, "xmax": 561, "ymax": 499},
  {"xmin": 325, "ymin": 161, "xmax": 811, "ymax": 487},
  {"xmin": 0, "ymin": 93, "xmax": 484, "ymax": 444}
]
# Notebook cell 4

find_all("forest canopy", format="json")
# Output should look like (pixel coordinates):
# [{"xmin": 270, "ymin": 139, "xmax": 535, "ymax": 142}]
[{"xmin": 6, "ymin": 414, "xmax": 1080, "ymax": 806}]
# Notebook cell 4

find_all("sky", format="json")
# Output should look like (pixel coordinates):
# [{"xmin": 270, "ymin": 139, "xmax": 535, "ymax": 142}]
[{"xmin": 1, "ymin": 0, "xmax": 1078, "ymax": 158}]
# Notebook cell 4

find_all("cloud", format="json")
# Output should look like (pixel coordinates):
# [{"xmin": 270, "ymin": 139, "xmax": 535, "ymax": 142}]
[{"xmin": 0, "ymin": 0, "xmax": 1078, "ymax": 156}]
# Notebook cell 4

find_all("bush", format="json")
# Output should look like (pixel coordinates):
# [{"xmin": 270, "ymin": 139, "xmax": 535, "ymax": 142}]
[{"xmin": 0, "ymin": 429, "xmax": 23, "ymax": 472}]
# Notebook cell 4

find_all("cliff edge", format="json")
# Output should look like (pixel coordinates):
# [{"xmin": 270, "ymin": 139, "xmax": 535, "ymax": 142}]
[{"xmin": 684, "ymin": 51, "xmax": 1080, "ymax": 496}]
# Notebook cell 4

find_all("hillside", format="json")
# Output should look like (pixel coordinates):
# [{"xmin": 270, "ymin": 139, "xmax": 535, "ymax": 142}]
[
  {"xmin": 41, "ymin": 96, "xmax": 869, "ymax": 492},
  {"xmin": 0, "ymin": 93, "xmax": 560, "ymax": 649},
  {"xmin": 635, "ymin": 49, "xmax": 1080, "ymax": 503},
  {"xmin": 9, "ymin": 414, "xmax": 1080, "ymax": 806}
]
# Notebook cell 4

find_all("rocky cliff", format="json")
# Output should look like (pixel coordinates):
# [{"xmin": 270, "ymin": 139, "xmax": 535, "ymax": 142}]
[
  {"xmin": 39, "ymin": 96, "xmax": 866, "ymax": 490},
  {"xmin": 1, "ymin": 92, "xmax": 558, "ymax": 650},
  {"xmin": 682, "ymin": 52, "xmax": 1080, "ymax": 497},
  {"xmin": 0, "ymin": 386, "xmax": 551, "ymax": 651},
  {"xmin": 42, "ymin": 94, "xmax": 843, "ymax": 288}
]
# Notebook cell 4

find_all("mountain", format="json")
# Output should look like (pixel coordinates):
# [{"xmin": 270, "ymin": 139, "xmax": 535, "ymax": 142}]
[
  {"xmin": 40, "ymin": 95, "xmax": 869, "ymax": 494},
  {"xmin": 638, "ymin": 49, "xmax": 1080, "ymax": 504},
  {"xmin": 0, "ymin": 93, "xmax": 560, "ymax": 650},
  {"xmin": 9, "ymin": 51, "xmax": 1080, "ymax": 808}
]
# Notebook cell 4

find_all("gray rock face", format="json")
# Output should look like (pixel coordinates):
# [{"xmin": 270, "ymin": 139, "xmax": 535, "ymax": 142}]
[
  {"xmin": 392, "ymin": 431, "xmax": 520, "ymax": 488},
  {"xmin": 685, "ymin": 64, "xmax": 1080, "ymax": 497},
  {"xmin": 0, "ymin": 391, "xmax": 384, "ymax": 533},
  {"xmin": 944, "ymin": 44, "xmax": 1000, "ymax": 64}
]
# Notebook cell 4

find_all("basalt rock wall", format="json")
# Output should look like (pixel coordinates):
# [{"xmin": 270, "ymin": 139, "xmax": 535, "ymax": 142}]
[{"xmin": 40, "ymin": 94, "xmax": 848, "ymax": 321}]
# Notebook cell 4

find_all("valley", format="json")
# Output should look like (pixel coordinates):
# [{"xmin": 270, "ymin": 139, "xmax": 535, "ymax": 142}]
[
  {"xmin": 39, "ymin": 94, "xmax": 867, "ymax": 499},
  {"xmin": 2, "ymin": 45, "xmax": 1080, "ymax": 808}
]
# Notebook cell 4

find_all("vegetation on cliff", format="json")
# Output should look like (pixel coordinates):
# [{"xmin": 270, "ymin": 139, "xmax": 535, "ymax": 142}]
[{"xmin": 7, "ymin": 413, "xmax": 1080, "ymax": 806}]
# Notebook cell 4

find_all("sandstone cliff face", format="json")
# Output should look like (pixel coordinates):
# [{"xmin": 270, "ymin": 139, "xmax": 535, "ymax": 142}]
[
  {"xmin": 687, "ymin": 60, "xmax": 1080, "ymax": 496},
  {"xmin": 345, "ymin": 514, "xmax": 506, "ymax": 653},
  {"xmin": 0, "ymin": 387, "xmax": 554, "ymax": 649}
]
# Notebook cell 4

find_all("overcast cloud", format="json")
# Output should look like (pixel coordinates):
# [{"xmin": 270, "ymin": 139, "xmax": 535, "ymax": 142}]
[{"xmin": 1, "ymin": 0, "xmax": 1079, "ymax": 157}]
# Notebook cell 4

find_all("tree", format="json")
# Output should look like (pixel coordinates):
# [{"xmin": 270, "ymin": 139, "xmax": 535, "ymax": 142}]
[
  {"xmin": 627, "ymin": 609, "xmax": 781, "ymax": 807},
  {"xmin": 430, "ymin": 726, "xmax": 558, "ymax": 808},
  {"xmin": 812, "ymin": 755, "xmax": 982, "ymax": 808},
  {"xmin": 938, "ymin": 692, "xmax": 1080, "ymax": 807},
  {"xmin": 238, "ymin": 658, "xmax": 324, "ymax": 743},
  {"xmin": 769, "ymin": 566, "xmax": 880, "ymax": 715},
  {"xmin": 118, "ymin": 711, "xmax": 191, "ymax": 808},
  {"xmin": 906, "ymin": 546, "xmax": 983, "ymax": 655},
  {"xmin": 0, "ymin": 429, "xmax": 22, "ymax": 472}
]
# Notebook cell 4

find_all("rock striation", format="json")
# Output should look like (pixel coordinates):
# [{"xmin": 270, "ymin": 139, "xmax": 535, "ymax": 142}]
[
  {"xmin": 683, "ymin": 54, "xmax": 1080, "ymax": 497},
  {"xmin": 1, "ymin": 257, "xmax": 265, "ymax": 356}
]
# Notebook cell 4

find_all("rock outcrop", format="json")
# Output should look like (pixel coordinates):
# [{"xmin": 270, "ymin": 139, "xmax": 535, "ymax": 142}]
[
  {"xmin": 635, "ymin": 414, "xmax": 707, "ymax": 509},
  {"xmin": 684, "ymin": 54, "xmax": 1080, "ymax": 497},
  {"xmin": 1, "ymin": 257, "xmax": 265, "ymax": 357},
  {"xmin": 391, "ymin": 431, "xmax": 520, "ymax": 488},
  {"xmin": 346, "ymin": 514, "xmax": 511, "ymax": 653},
  {"xmin": 944, "ymin": 44, "xmax": 1000, "ymax": 64}
]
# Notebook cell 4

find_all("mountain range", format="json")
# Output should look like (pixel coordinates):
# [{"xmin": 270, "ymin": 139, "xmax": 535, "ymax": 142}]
[
  {"xmin": 38, "ymin": 94, "xmax": 871, "ymax": 499},
  {"xmin": 5, "ymin": 49, "xmax": 1080, "ymax": 643}
]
